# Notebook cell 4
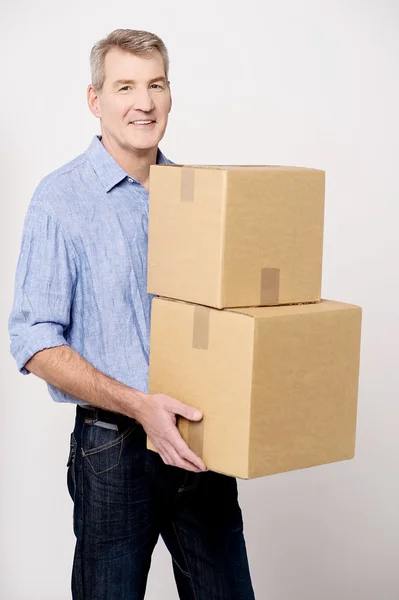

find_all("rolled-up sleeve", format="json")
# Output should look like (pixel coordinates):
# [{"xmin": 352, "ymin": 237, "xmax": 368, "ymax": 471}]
[{"xmin": 8, "ymin": 204, "xmax": 77, "ymax": 374}]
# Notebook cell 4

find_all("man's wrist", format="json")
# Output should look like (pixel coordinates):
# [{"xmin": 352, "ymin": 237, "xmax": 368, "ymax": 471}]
[{"xmin": 115, "ymin": 386, "xmax": 149, "ymax": 421}]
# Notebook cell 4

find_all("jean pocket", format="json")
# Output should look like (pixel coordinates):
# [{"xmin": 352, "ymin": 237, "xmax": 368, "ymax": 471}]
[
  {"xmin": 67, "ymin": 432, "xmax": 77, "ymax": 467},
  {"xmin": 67, "ymin": 433, "xmax": 77, "ymax": 500},
  {"xmin": 82, "ymin": 421, "xmax": 137, "ymax": 475}
]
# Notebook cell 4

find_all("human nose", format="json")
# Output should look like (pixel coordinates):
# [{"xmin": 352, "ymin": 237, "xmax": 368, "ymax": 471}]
[{"xmin": 132, "ymin": 87, "xmax": 155, "ymax": 112}]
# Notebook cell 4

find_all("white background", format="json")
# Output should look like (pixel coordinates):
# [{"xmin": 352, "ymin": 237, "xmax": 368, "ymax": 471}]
[{"xmin": 1, "ymin": 0, "xmax": 398, "ymax": 598}]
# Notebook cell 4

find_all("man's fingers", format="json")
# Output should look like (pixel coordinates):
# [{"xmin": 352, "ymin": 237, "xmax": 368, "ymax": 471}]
[
  {"xmin": 145, "ymin": 401, "xmax": 207, "ymax": 471},
  {"xmin": 167, "ymin": 447, "xmax": 203, "ymax": 473},
  {"xmin": 152, "ymin": 393, "xmax": 202, "ymax": 422},
  {"xmin": 168, "ymin": 398, "xmax": 202, "ymax": 422},
  {"xmin": 156, "ymin": 432, "xmax": 207, "ymax": 472},
  {"xmin": 174, "ymin": 437, "xmax": 207, "ymax": 472},
  {"xmin": 157, "ymin": 441, "xmax": 203, "ymax": 472}
]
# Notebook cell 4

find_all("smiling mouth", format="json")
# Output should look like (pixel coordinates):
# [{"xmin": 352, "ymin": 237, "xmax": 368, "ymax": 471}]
[{"xmin": 129, "ymin": 120, "xmax": 155, "ymax": 125}]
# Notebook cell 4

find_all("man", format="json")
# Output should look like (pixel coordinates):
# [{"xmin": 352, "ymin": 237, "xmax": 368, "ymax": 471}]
[{"xmin": 9, "ymin": 29, "xmax": 255, "ymax": 599}]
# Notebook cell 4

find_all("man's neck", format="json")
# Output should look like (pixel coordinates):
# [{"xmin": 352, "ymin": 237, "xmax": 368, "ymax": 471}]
[{"xmin": 100, "ymin": 132, "xmax": 158, "ymax": 191}]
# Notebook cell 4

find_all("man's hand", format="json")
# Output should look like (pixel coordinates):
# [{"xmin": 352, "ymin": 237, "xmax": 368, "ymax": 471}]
[
  {"xmin": 137, "ymin": 393, "xmax": 207, "ymax": 473},
  {"xmin": 24, "ymin": 346, "xmax": 205, "ymax": 471}
]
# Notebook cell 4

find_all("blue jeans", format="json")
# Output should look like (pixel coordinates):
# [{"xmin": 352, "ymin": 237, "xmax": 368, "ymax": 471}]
[{"xmin": 67, "ymin": 405, "xmax": 255, "ymax": 599}]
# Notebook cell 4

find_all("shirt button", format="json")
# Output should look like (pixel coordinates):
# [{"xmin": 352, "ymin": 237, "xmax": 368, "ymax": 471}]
[{"xmin": 128, "ymin": 178, "xmax": 133, "ymax": 183}]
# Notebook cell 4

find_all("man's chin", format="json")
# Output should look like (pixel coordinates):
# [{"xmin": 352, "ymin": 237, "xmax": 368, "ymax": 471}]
[{"xmin": 125, "ymin": 135, "xmax": 160, "ymax": 153}]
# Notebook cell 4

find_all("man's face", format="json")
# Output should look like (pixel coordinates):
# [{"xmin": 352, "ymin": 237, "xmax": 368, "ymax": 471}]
[{"xmin": 89, "ymin": 48, "xmax": 171, "ymax": 152}]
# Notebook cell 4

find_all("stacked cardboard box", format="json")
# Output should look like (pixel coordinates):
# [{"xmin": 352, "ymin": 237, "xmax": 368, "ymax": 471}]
[{"xmin": 146, "ymin": 165, "xmax": 362, "ymax": 479}]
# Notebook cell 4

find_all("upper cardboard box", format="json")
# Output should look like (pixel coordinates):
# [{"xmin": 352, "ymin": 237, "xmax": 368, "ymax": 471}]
[{"xmin": 148, "ymin": 165, "xmax": 325, "ymax": 308}]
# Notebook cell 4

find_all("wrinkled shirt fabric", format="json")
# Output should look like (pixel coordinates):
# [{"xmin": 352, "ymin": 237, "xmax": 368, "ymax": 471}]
[{"xmin": 8, "ymin": 135, "xmax": 171, "ymax": 405}]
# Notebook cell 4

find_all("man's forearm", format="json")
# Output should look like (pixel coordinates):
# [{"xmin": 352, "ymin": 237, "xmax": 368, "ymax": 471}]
[{"xmin": 25, "ymin": 345, "xmax": 146, "ymax": 418}]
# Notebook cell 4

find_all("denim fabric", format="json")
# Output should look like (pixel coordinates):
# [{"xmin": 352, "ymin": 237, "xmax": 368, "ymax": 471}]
[
  {"xmin": 67, "ymin": 405, "xmax": 255, "ymax": 599},
  {"xmin": 8, "ymin": 136, "xmax": 171, "ymax": 405}
]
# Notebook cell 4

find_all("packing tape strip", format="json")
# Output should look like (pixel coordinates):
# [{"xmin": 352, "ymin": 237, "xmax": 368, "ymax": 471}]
[
  {"xmin": 261, "ymin": 267, "xmax": 280, "ymax": 305},
  {"xmin": 188, "ymin": 420, "xmax": 204, "ymax": 459},
  {"xmin": 192, "ymin": 305, "xmax": 211, "ymax": 350},
  {"xmin": 180, "ymin": 167, "xmax": 196, "ymax": 202},
  {"xmin": 187, "ymin": 304, "xmax": 208, "ymax": 459},
  {"xmin": 179, "ymin": 418, "xmax": 205, "ymax": 459},
  {"xmin": 148, "ymin": 419, "xmax": 204, "ymax": 460}
]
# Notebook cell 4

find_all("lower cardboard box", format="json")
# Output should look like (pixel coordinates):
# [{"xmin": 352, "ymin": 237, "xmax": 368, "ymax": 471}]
[{"xmin": 147, "ymin": 297, "xmax": 362, "ymax": 479}]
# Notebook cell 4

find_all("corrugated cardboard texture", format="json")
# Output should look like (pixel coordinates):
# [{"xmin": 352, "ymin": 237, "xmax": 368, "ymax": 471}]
[
  {"xmin": 248, "ymin": 303, "xmax": 362, "ymax": 478},
  {"xmin": 148, "ymin": 298, "xmax": 253, "ymax": 477},
  {"xmin": 148, "ymin": 165, "xmax": 325, "ymax": 308},
  {"xmin": 222, "ymin": 169, "xmax": 324, "ymax": 307},
  {"xmin": 148, "ymin": 166, "xmax": 226, "ymax": 308},
  {"xmin": 147, "ymin": 297, "xmax": 362, "ymax": 479}
]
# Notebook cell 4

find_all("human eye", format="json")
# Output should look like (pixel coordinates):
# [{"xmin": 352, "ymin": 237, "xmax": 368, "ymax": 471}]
[
  {"xmin": 119, "ymin": 85, "xmax": 132, "ymax": 92},
  {"xmin": 150, "ymin": 83, "xmax": 164, "ymax": 90}
]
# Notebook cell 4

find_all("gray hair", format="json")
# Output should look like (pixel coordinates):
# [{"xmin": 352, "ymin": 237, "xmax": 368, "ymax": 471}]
[{"xmin": 90, "ymin": 29, "xmax": 169, "ymax": 91}]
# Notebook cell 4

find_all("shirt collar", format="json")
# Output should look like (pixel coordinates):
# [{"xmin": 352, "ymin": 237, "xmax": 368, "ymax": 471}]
[{"xmin": 85, "ymin": 135, "xmax": 170, "ymax": 193}]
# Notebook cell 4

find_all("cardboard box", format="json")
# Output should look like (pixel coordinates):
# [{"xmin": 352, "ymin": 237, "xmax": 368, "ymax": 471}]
[
  {"xmin": 147, "ymin": 297, "xmax": 362, "ymax": 479},
  {"xmin": 148, "ymin": 165, "xmax": 325, "ymax": 308}
]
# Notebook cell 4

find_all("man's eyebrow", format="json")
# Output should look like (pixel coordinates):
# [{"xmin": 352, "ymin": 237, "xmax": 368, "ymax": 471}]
[{"xmin": 113, "ymin": 76, "xmax": 167, "ymax": 88}]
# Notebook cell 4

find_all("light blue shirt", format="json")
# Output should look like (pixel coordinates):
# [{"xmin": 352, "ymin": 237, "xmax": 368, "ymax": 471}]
[{"xmin": 8, "ymin": 135, "xmax": 172, "ymax": 405}]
